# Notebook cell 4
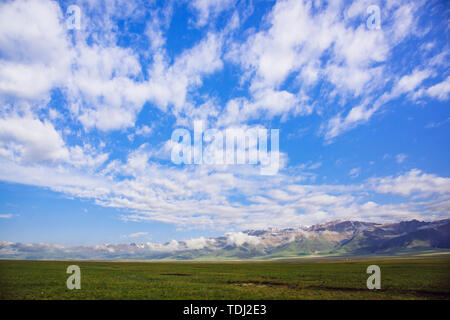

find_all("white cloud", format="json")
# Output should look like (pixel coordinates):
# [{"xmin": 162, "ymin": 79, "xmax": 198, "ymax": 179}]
[
  {"xmin": 221, "ymin": 0, "xmax": 424, "ymax": 132},
  {"xmin": 0, "ymin": 214, "xmax": 13, "ymax": 219},
  {"xmin": 0, "ymin": 113, "xmax": 69, "ymax": 163},
  {"xmin": 349, "ymin": 167, "xmax": 361, "ymax": 178},
  {"xmin": 323, "ymin": 98, "xmax": 375, "ymax": 140},
  {"xmin": 0, "ymin": 139, "xmax": 448, "ymax": 230},
  {"xmin": 183, "ymin": 237, "xmax": 214, "ymax": 250},
  {"xmin": 136, "ymin": 125, "xmax": 153, "ymax": 136},
  {"xmin": 190, "ymin": 0, "xmax": 235, "ymax": 27},
  {"xmin": 425, "ymin": 117, "xmax": 450, "ymax": 129},
  {"xmin": 0, "ymin": 109, "xmax": 109, "ymax": 170},
  {"xmin": 0, "ymin": 0, "xmax": 72, "ymax": 100},
  {"xmin": 229, "ymin": 0, "xmax": 390, "ymax": 89},
  {"xmin": 308, "ymin": 162, "xmax": 322, "ymax": 170},
  {"xmin": 0, "ymin": 0, "xmax": 447, "ymax": 234},
  {"xmin": 370, "ymin": 169, "xmax": 450, "ymax": 197},
  {"xmin": 0, "ymin": 0, "xmax": 225, "ymax": 132},
  {"xmin": 145, "ymin": 32, "xmax": 223, "ymax": 115},
  {"xmin": 425, "ymin": 76, "xmax": 450, "ymax": 101},
  {"xmin": 67, "ymin": 42, "xmax": 149, "ymax": 131},
  {"xmin": 225, "ymin": 232, "xmax": 260, "ymax": 247},
  {"xmin": 324, "ymin": 67, "xmax": 433, "ymax": 140},
  {"xmin": 218, "ymin": 88, "xmax": 312, "ymax": 126},
  {"xmin": 128, "ymin": 232, "xmax": 148, "ymax": 239},
  {"xmin": 391, "ymin": 69, "xmax": 432, "ymax": 97},
  {"xmin": 395, "ymin": 153, "xmax": 407, "ymax": 164}
]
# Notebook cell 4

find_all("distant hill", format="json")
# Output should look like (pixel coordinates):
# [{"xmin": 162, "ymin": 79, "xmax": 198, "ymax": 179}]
[{"xmin": 1, "ymin": 218, "xmax": 450, "ymax": 260}]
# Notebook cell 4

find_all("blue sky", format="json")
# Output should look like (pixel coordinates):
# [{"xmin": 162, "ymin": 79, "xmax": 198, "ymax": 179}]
[{"xmin": 0, "ymin": 0, "xmax": 449, "ymax": 246}]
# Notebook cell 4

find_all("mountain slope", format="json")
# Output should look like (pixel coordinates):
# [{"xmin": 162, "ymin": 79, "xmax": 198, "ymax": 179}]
[{"xmin": 1, "ymin": 218, "xmax": 449, "ymax": 260}]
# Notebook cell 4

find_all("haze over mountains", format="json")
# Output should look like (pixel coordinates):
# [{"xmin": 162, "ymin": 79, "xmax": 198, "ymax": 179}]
[{"xmin": 1, "ymin": 219, "xmax": 449, "ymax": 260}]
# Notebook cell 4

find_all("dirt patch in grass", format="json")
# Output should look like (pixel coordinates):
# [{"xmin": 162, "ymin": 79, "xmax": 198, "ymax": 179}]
[
  {"xmin": 231, "ymin": 281, "xmax": 297, "ymax": 289},
  {"xmin": 306, "ymin": 286, "xmax": 449, "ymax": 298},
  {"xmin": 306, "ymin": 285, "xmax": 366, "ymax": 292}
]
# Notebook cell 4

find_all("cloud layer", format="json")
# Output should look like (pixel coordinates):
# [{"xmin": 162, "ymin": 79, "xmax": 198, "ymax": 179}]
[{"xmin": 0, "ymin": 0, "xmax": 449, "ymax": 236}]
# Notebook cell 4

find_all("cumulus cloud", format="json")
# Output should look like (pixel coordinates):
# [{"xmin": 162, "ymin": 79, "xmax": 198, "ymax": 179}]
[
  {"xmin": 221, "ymin": 0, "xmax": 414, "ymax": 127},
  {"xmin": 225, "ymin": 232, "xmax": 260, "ymax": 247},
  {"xmin": 0, "ymin": 113, "xmax": 69, "ymax": 163},
  {"xmin": 0, "ymin": 0, "xmax": 448, "ymax": 236},
  {"xmin": 0, "ymin": 0, "xmax": 72, "ymax": 100},
  {"xmin": 370, "ymin": 169, "xmax": 450, "ymax": 197},
  {"xmin": 183, "ymin": 237, "xmax": 215, "ymax": 250},
  {"xmin": 190, "ymin": 0, "xmax": 235, "ymax": 27},
  {"xmin": 68, "ymin": 44, "xmax": 147, "ymax": 131},
  {"xmin": 146, "ymin": 32, "xmax": 223, "ymax": 113},
  {"xmin": 0, "ymin": 0, "xmax": 225, "ymax": 133}
]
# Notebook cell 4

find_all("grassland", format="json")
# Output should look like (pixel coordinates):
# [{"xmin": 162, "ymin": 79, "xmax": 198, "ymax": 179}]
[{"xmin": 0, "ymin": 256, "xmax": 449, "ymax": 300}]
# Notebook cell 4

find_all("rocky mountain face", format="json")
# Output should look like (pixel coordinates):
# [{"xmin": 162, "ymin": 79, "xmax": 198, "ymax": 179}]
[
  {"xmin": 1, "ymin": 219, "xmax": 449, "ymax": 260},
  {"xmin": 163, "ymin": 218, "xmax": 450, "ymax": 260},
  {"xmin": 239, "ymin": 219, "xmax": 450, "ymax": 258}
]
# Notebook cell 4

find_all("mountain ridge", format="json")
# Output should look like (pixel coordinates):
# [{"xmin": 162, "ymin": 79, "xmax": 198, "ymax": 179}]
[{"xmin": 1, "ymin": 218, "xmax": 450, "ymax": 260}]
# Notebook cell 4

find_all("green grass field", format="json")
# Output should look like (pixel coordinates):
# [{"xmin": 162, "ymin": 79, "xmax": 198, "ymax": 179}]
[{"xmin": 1, "ymin": 256, "xmax": 449, "ymax": 300}]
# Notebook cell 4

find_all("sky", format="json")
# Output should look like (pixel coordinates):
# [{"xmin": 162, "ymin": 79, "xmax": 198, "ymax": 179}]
[{"xmin": 0, "ymin": 0, "xmax": 449, "ymax": 247}]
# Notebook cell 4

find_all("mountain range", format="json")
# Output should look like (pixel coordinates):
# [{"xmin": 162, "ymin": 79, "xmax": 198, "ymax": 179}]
[{"xmin": 1, "ymin": 218, "xmax": 449, "ymax": 260}]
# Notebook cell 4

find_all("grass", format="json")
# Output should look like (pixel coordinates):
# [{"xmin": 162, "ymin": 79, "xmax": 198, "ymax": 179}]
[{"xmin": 0, "ymin": 256, "xmax": 449, "ymax": 300}]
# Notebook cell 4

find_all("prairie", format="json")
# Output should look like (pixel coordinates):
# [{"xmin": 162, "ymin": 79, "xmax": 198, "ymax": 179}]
[{"xmin": 0, "ymin": 256, "xmax": 449, "ymax": 300}]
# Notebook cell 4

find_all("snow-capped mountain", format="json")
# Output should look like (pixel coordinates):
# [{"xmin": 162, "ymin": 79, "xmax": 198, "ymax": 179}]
[{"xmin": 1, "ymin": 218, "xmax": 449, "ymax": 260}]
